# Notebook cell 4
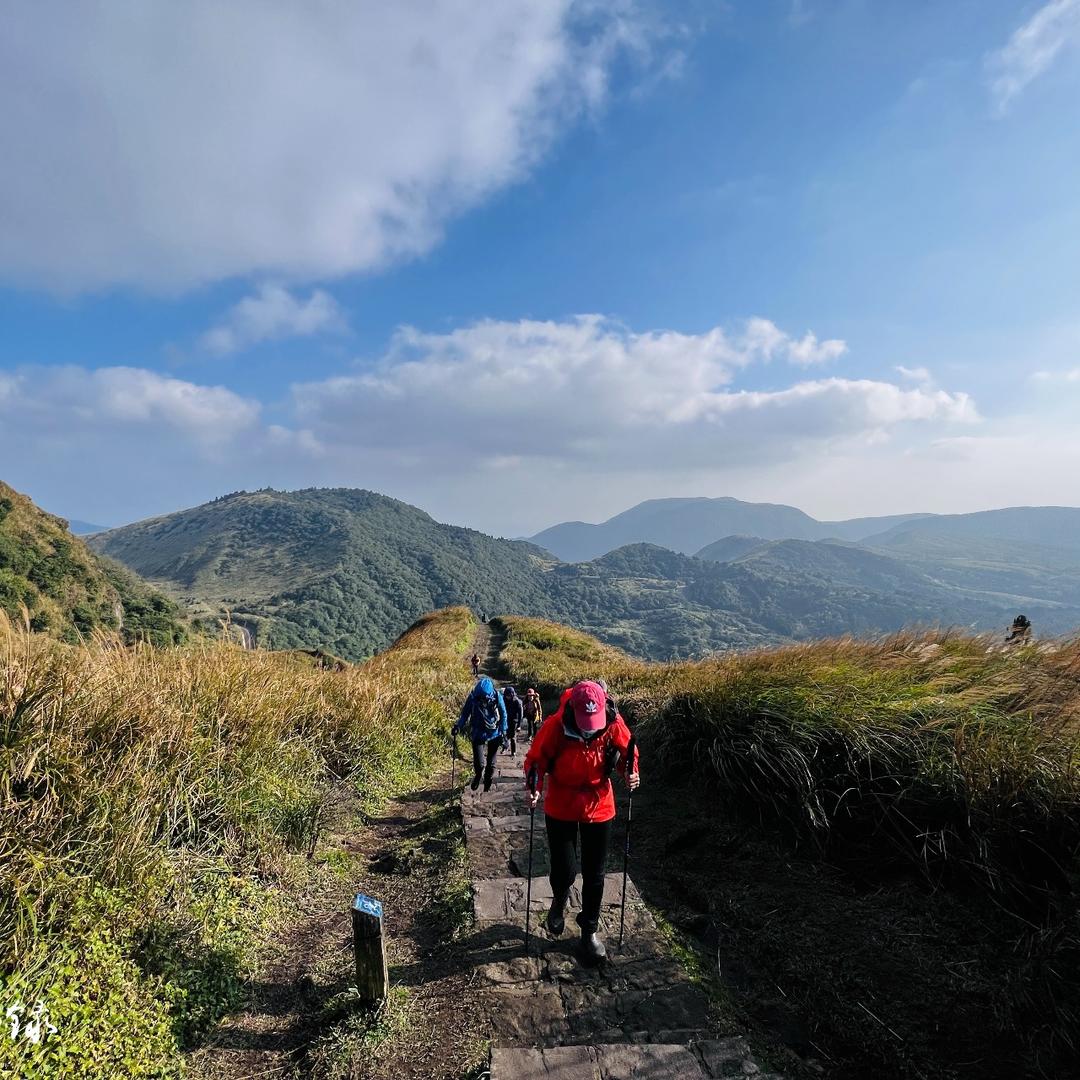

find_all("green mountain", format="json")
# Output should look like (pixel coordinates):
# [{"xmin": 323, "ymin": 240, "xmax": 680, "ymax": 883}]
[
  {"xmin": 91, "ymin": 488, "xmax": 556, "ymax": 658},
  {"xmin": 90, "ymin": 489, "xmax": 783, "ymax": 659},
  {"xmin": 0, "ymin": 481, "xmax": 188, "ymax": 646},
  {"xmin": 90, "ymin": 487, "xmax": 1080, "ymax": 662},
  {"xmin": 694, "ymin": 535, "xmax": 768, "ymax": 562},
  {"xmin": 531, "ymin": 496, "xmax": 934, "ymax": 561}
]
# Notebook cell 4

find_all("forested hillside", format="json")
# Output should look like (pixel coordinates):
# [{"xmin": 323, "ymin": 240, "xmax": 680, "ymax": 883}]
[
  {"xmin": 91, "ymin": 487, "xmax": 1080, "ymax": 662},
  {"xmin": 0, "ymin": 480, "xmax": 187, "ymax": 646}
]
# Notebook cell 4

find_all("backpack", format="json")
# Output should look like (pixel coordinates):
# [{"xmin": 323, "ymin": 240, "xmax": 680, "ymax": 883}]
[{"xmin": 475, "ymin": 693, "xmax": 501, "ymax": 733}]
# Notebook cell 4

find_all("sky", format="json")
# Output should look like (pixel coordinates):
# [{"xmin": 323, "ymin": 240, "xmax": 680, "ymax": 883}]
[{"xmin": 2, "ymin": 0, "xmax": 1080, "ymax": 537}]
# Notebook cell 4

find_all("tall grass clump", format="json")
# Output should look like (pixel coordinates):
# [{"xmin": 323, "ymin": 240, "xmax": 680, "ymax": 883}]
[
  {"xmin": 0, "ymin": 606, "xmax": 476, "ymax": 1078},
  {"xmin": 504, "ymin": 617, "xmax": 1080, "ymax": 897},
  {"xmin": 501, "ymin": 616, "xmax": 1080, "ymax": 1067}
]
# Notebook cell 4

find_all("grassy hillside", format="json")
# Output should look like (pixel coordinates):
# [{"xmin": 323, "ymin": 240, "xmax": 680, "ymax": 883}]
[
  {"xmin": 92, "ymin": 488, "xmax": 554, "ymax": 658},
  {"xmin": 499, "ymin": 615, "xmax": 1080, "ymax": 1079},
  {"xmin": 0, "ymin": 480, "xmax": 187, "ymax": 646},
  {"xmin": 0, "ymin": 605, "xmax": 477, "ymax": 1078}
]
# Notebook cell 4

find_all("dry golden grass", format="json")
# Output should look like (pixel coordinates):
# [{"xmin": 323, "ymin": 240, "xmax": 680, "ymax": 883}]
[
  {"xmin": 501, "ymin": 616, "xmax": 1080, "ymax": 892},
  {"xmin": 0, "ymin": 606, "xmax": 476, "ymax": 1077}
]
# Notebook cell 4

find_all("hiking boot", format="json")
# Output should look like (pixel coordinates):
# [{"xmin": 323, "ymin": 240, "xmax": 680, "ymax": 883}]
[
  {"xmin": 580, "ymin": 929, "xmax": 607, "ymax": 964},
  {"xmin": 546, "ymin": 893, "xmax": 568, "ymax": 936},
  {"xmin": 470, "ymin": 776, "xmax": 480, "ymax": 791},
  {"xmin": 483, "ymin": 769, "xmax": 494, "ymax": 792}
]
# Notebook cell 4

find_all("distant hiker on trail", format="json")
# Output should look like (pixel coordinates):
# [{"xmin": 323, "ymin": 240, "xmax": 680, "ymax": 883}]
[
  {"xmin": 502, "ymin": 686, "xmax": 524, "ymax": 756},
  {"xmin": 454, "ymin": 677, "xmax": 507, "ymax": 792},
  {"xmin": 470, "ymin": 652, "xmax": 481, "ymax": 677},
  {"xmin": 523, "ymin": 687, "xmax": 543, "ymax": 739},
  {"xmin": 1006, "ymin": 614, "xmax": 1032, "ymax": 643},
  {"xmin": 523, "ymin": 680, "xmax": 639, "ymax": 964}
]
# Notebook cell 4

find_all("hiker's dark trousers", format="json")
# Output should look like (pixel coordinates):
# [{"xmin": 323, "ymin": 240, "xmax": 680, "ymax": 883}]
[
  {"xmin": 472, "ymin": 739, "xmax": 500, "ymax": 785},
  {"xmin": 545, "ymin": 815, "xmax": 611, "ymax": 933},
  {"xmin": 506, "ymin": 719, "xmax": 518, "ymax": 754}
]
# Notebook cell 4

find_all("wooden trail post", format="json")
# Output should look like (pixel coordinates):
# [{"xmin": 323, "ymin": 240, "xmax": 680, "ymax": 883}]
[{"xmin": 351, "ymin": 893, "xmax": 388, "ymax": 1002}]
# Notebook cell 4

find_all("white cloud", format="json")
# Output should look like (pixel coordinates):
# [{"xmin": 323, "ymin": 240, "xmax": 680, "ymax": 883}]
[
  {"xmin": 785, "ymin": 330, "xmax": 848, "ymax": 366},
  {"xmin": 0, "ymin": 2, "xmax": 660, "ymax": 291},
  {"xmin": 200, "ymin": 284, "xmax": 346, "ymax": 356},
  {"xmin": 987, "ymin": 0, "xmax": 1080, "ymax": 111},
  {"xmin": 0, "ymin": 366, "xmax": 262, "ymax": 446},
  {"xmin": 1031, "ymin": 366, "xmax": 1080, "ymax": 383},
  {"xmin": 0, "ymin": 315, "xmax": 978, "ymax": 530},
  {"xmin": 291, "ymin": 316, "xmax": 971, "ymax": 472},
  {"xmin": 896, "ymin": 364, "xmax": 933, "ymax": 385}
]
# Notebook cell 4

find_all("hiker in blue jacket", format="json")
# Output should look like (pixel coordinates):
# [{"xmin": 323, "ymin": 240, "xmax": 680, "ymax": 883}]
[{"xmin": 454, "ymin": 677, "xmax": 508, "ymax": 791}]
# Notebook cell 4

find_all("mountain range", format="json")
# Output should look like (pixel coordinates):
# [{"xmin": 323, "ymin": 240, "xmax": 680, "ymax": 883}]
[
  {"xmin": 529, "ymin": 496, "xmax": 936, "ymax": 562},
  {"xmin": 83, "ymin": 486, "xmax": 1080, "ymax": 661}
]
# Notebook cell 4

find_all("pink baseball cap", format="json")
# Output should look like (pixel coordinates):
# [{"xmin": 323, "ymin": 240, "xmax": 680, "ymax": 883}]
[{"xmin": 570, "ymin": 681, "xmax": 608, "ymax": 732}]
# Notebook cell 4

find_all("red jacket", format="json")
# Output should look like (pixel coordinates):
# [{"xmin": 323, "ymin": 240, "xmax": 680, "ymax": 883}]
[{"xmin": 523, "ymin": 697, "xmax": 638, "ymax": 824}]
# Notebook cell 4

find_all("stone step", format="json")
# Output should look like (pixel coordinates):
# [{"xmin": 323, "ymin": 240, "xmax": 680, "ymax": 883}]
[
  {"xmin": 473, "ymin": 873, "xmax": 640, "ymax": 925},
  {"xmin": 490, "ymin": 1038, "xmax": 785, "ymax": 1079}
]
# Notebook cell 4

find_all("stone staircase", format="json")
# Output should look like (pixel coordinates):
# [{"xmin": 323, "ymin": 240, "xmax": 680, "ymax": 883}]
[{"xmin": 460, "ymin": 752, "xmax": 784, "ymax": 1079}]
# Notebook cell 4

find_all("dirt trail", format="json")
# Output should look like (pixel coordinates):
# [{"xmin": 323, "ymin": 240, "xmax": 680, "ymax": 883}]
[
  {"xmin": 192, "ymin": 619, "xmax": 780, "ymax": 1079},
  {"xmin": 189, "ymin": 767, "xmax": 490, "ymax": 1080}
]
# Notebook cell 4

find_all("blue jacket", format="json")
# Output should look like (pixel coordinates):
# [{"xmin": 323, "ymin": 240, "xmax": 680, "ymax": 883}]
[{"xmin": 455, "ymin": 677, "xmax": 508, "ymax": 743}]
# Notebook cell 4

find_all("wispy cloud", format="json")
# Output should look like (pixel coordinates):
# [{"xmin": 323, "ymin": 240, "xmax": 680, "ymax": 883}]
[
  {"xmin": 0, "ymin": 1, "xmax": 672, "ymax": 291},
  {"xmin": 987, "ymin": 0, "xmax": 1080, "ymax": 111},
  {"xmin": 787, "ymin": 0, "xmax": 813, "ymax": 28},
  {"xmin": 896, "ymin": 365, "xmax": 933, "ymax": 386},
  {"xmin": 200, "ymin": 285, "xmax": 346, "ymax": 356}
]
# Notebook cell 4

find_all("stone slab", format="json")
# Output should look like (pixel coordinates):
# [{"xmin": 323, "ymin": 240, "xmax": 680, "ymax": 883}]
[
  {"xmin": 474, "ymin": 874, "xmax": 642, "ymax": 924},
  {"xmin": 490, "ymin": 1044, "xmax": 710, "ymax": 1080}
]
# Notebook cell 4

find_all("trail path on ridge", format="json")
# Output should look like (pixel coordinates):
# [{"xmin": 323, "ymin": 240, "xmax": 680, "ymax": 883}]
[{"xmin": 462, "ymin": 622, "xmax": 784, "ymax": 1079}]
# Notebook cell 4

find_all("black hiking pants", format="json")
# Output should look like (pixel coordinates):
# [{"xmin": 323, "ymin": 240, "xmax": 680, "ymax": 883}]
[
  {"xmin": 471, "ymin": 739, "xmax": 500, "ymax": 786},
  {"xmin": 545, "ymin": 815, "xmax": 611, "ymax": 934}
]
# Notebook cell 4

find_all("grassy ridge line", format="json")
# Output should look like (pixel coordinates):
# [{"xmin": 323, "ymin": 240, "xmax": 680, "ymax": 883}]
[
  {"xmin": 0, "ymin": 607, "xmax": 476, "ymax": 1079},
  {"xmin": 499, "ymin": 615, "xmax": 1080, "ymax": 1071},
  {"xmin": 501, "ymin": 615, "xmax": 1080, "ymax": 889}
]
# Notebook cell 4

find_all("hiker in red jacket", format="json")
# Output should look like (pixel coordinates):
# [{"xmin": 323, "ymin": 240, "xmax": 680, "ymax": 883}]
[{"xmin": 523, "ymin": 680, "xmax": 639, "ymax": 963}]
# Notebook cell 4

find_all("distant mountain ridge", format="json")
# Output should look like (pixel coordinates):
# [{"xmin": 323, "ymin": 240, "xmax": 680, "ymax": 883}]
[
  {"xmin": 89, "ymin": 487, "xmax": 1080, "ymax": 662},
  {"xmin": 531, "ymin": 497, "xmax": 936, "ymax": 561},
  {"xmin": 68, "ymin": 519, "xmax": 109, "ymax": 535}
]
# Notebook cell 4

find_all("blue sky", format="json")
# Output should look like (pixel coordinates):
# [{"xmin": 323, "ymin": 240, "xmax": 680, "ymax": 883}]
[{"xmin": 2, "ymin": 0, "xmax": 1080, "ymax": 535}]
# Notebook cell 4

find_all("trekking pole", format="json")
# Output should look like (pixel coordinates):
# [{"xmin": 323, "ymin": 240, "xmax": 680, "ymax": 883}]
[
  {"xmin": 524, "ymin": 765, "xmax": 538, "ymax": 957},
  {"xmin": 618, "ymin": 735, "xmax": 636, "ymax": 950},
  {"xmin": 450, "ymin": 731, "xmax": 457, "ymax": 795}
]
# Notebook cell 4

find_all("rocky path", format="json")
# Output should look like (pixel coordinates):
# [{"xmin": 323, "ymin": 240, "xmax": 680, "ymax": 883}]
[{"xmin": 461, "ymin": 628, "xmax": 783, "ymax": 1079}]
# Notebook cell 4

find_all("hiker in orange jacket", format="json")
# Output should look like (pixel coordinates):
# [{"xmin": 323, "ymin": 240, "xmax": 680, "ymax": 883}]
[{"xmin": 523, "ymin": 680, "xmax": 639, "ymax": 963}]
